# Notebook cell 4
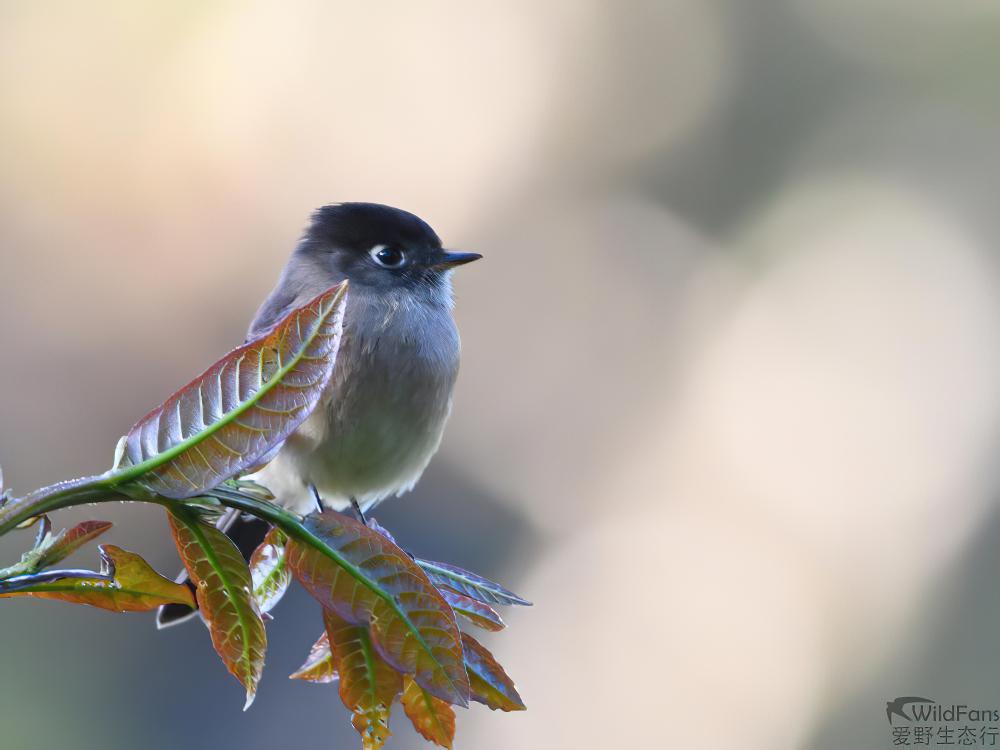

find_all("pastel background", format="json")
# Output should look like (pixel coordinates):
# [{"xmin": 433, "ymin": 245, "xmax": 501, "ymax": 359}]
[{"xmin": 2, "ymin": 2, "xmax": 1000, "ymax": 748}]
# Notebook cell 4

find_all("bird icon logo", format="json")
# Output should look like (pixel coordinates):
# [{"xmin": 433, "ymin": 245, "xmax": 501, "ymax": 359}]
[{"xmin": 886, "ymin": 697, "xmax": 934, "ymax": 725}]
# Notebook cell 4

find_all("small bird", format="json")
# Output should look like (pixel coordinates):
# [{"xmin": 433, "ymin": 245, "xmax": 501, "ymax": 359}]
[
  {"xmin": 249, "ymin": 202, "xmax": 480, "ymax": 515},
  {"xmin": 157, "ymin": 202, "xmax": 480, "ymax": 627}
]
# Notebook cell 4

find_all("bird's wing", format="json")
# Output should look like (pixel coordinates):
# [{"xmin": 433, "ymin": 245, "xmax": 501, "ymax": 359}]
[
  {"xmin": 248, "ymin": 258, "xmax": 348, "ymax": 342},
  {"xmin": 247, "ymin": 285, "xmax": 299, "ymax": 341}
]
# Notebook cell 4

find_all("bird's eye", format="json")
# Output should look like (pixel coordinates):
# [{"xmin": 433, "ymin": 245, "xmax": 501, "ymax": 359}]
[{"xmin": 369, "ymin": 244, "xmax": 406, "ymax": 268}]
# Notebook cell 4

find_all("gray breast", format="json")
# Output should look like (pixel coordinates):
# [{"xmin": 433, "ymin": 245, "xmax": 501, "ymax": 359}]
[{"xmin": 256, "ymin": 287, "xmax": 460, "ymax": 513}]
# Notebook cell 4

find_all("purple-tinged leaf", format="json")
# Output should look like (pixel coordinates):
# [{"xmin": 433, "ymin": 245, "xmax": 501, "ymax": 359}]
[
  {"xmin": 462, "ymin": 633, "xmax": 525, "ymax": 712},
  {"xmin": 286, "ymin": 511, "xmax": 470, "ymax": 706},
  {"xmin": 115, "ymin": 282, "xmax": 348, "ymax": 499},
  {"xmin": 366, "ymin": 518, "xmax": 397, "ymax": 545},
  {"xmin": 36, "ymin": 520, "xmax": 113, "ymax": 568},
  {"xmin": 417, "ymin": 558, "xmax": 531, "ymax": 607},
  {"xmin": 440, "ymin": 587, "xmax": 505, "ymax": 632}
]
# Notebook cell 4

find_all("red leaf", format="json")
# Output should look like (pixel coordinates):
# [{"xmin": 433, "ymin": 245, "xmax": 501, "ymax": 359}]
[
  {"xmin": 36, "ymin": 520, "xmax": 113, "ymax": 568},
  {"xmin": 286, "ymin": 511, "xmax": 470, "ymax": 706},
  {"xmin": 401, "ymin": 675, "xmax": 456, "ymax": 749},
  {"xmin": 115, "ymin": 282, "xmax": 348, "ymax": 499},
  {"xmin": 168, "ymin": 508, "xmax": 267, "ymax": 709},
  {"xmin": 462, "ymin": 633, "xmax": 525, "ymax": 711}
]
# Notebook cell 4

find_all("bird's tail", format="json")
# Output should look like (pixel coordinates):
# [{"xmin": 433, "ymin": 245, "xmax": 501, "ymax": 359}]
[{"xmin": 155, "ymin": 508, "xmax": 271, "ymax": 629}]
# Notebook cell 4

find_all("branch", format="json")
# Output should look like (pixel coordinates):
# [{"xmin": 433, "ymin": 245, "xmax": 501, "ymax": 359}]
[{"xmin": 0, "ymin": 474, "xmax": 146, "ymax": 536}]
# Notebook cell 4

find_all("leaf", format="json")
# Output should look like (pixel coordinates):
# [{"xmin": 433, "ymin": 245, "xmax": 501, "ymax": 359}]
[
  {"xmin": 286, "ymin": 511, "xmax": 470, "ymax": 706},
  {"xmin": 0, "ymin": 519, "xmax": 114, "ymax": 580},
  {"xmin": 417, "ymin": 558, "xmax": 531, "ymax": 607},
  {"xmin": 324, "ymin": 608, "xmax": 402, "ymax": 750},
  {"xmin": 462, "ymin": 633, "xmax": 525, "ymax": 711},
  {"xmin": 365, "ymin": 517, "xmax": 397, "ymax": 544},
  {"xmin": 168, "ymin": 507, "xmax": 267, "ymax": 709},
  {"xmin": 36, "ymin": 520, "xmax": 113, "ymax": 568},
  {"xmin": 114, "ymin": 281, "xmax": 348, "ymax": 499},
  {"xmin": 401, "ymin": 675, "xmax": 456, "ymax": 749},
  {"xmin": 440, "ymin": 587, "xmax": 505, "ymax": 632},
  {"xmin": 250, "ymin": 527, "xmax": 291, "ymax": 614},
  {"xmin": 0, "ymin": 544, "xmax": 195, "ymax": 612},
  {"xmin": 289, "ymin": 631, "xmax": 338, "ymax": 684}
]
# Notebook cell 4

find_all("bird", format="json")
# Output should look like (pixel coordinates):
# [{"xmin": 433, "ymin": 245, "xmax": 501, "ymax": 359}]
[{"xmin": 157, "ymin": 202, "xmax": 481, "ymax": 627}]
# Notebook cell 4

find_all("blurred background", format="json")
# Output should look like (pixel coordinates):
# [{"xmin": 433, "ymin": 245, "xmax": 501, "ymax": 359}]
[{"xmin": 2, "ymin": 1, "xmax": 1000, "ymax": 748}]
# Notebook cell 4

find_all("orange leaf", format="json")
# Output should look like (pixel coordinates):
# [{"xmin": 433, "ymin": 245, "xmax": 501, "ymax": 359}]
[
  {"xmin": 286, "ymin": 511, "xmax": 470, "ymax": 706},
  {"xmin": 440, "ymin": 587, "xmax": 505, "ymax": 632},
  {"xmin": 289, "ymin": 631, "xmax": 338, "ymax": 684},
  {"xmin": 250, "ymin": 527, "xmax": 290, "ymax": 614},
  {"xmin": 401, "ymin": 675, "xmax": 456, "ymax": 749},
  {"xmin": 168, "ymin": 508, "xmax": 267, "ymax": 709},
  {"xmin": 462, "ymin": 633, "xmax": 525, "ymax": 712},
  {"xmin": 324, "ymin": 608, "xmax": 402, "ymax": 750},
  {"xmin": 0, "ymin": 544, "xmax": 195, "ymax": 612}
]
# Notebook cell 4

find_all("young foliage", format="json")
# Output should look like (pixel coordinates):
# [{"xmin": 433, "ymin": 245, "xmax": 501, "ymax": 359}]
[
  {"xmin": 0, "ymin": 545, "xmax": 195, "ymax": 612},
  {"xmin": 286, "ymin": 511, "xmax": 471, "ymax": 706},
  {"xmin": 439, "ymin": 588, "xmax": 506, "ymax": 632},
  {"xmin": 116, "ymin": 281, "xmax": 348, "ymax": 499},
  {"xmin": 168, "ymin": 507, "xmax": 267, "ymax": 709},
  {"xmin": 35, "ymin": 520, "xmax": 114, "ymax": 568},
  {"xmin": 250, "ymin": 527, "xmax": 291, "ymax": 614},
  {"xmin": 416, "ymin": 558, "xmax": 532, "ymax": 607},
  {"xmin": 0, "ymin": 519, "xmax": 113, "ymax": 579},
  {"xmin": 324, "ymin": 608, "xmax": 403, "ymax": 750},
  {"xmin": 401, "ymin": 675, "xmax": 457, "ymax": 749},
  {"xmin": 461, "ymin": 633, "xmax": 525, "ymax": 712},
  {"xmin": 289, "ymin": 631, "xmax": 338, "ymax": 684}
]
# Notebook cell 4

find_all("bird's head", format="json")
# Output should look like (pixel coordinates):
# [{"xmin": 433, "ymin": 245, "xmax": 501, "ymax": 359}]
[{"xmin": 297, "ymin": 203, "xmax": 481, "ymax": 295}]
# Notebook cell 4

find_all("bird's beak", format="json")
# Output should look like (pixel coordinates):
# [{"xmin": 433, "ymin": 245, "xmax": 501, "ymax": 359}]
[{"xmin": 433, "ymin": 251, "xmax": 483, "ymax": 270}]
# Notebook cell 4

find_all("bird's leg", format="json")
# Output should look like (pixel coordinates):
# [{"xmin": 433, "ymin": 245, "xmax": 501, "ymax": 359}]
[
  {"xmin": 350, "ymin": 498, "xmax": 369, "ymax": 527},
  {"xmin": 310, "ymin": 485, "xmax": 323, "ymax": 515}
]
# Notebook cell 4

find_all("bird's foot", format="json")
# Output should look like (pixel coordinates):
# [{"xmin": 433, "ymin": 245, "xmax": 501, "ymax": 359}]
[
  {"xmin": 350, "ymin": 498, "xmax": 369, "ymax": 527},
  {"xmin": 310, "ymin": 485, "xmax": 323, "ymax": 515}
]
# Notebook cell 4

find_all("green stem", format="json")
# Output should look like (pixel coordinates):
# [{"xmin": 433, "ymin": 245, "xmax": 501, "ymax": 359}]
[
  {"xmin": 0, "ymin": 476, "xmax": 332, "ymax": 578},
  {"xmin": 0, "ymin": 475, "xmax": 144, "ymax": 536},
  {"xmin": 0, "ymin": 479, "xmax": 467, "ymax": 628},
  {"xmin": 0, "ymin": 477, "xmax": 371, "ymax": 608}
]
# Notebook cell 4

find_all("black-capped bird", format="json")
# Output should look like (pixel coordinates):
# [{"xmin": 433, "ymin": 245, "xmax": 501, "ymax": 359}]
[{"xmin": 158, "ymin": 203, "xmax": 481, "ymax": 627}]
